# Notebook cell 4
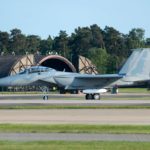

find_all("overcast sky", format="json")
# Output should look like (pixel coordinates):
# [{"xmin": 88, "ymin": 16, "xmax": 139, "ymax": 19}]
[{"xmin": 0, "ymin": 0, "xmax": 150, "ymax": 39}]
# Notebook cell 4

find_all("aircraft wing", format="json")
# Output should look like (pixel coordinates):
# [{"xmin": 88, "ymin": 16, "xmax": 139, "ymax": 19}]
[
  {"xmin": 75, "ymin": 74, "xmax": 123, "ymax": 79},
  {"xmin": 65, "ymin": 74, "xmax": 124, "ymax": 89}
]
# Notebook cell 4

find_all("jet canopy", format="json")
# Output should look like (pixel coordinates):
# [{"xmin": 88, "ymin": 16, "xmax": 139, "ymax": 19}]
[{"xmin": 18, "ymin": 66, "xmax": 55, "ymax": 75}]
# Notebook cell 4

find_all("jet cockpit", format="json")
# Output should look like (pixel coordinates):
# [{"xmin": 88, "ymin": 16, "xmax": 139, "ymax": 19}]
[{"xmin": 19, "ymin": 66, "xmax": 55, "ymax": 75}]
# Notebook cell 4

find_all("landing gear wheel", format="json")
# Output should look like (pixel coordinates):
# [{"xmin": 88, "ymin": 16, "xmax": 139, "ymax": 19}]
[
  {"xmin": 93, "ymin": 94, "xmax": 100, "ymax": 100},
  {"xmin": 85, "ymin": 94, "xmax": 93, "ymax": 100},
  {"xmin": 43, "ymin": 95, "xmax": 48, "ymax": 100}
]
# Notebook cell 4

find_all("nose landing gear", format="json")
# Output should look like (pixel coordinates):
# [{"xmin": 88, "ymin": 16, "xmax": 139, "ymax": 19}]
[{"xmin": 40, "ymin": 86, "xmax": 49, "ymax": 100}]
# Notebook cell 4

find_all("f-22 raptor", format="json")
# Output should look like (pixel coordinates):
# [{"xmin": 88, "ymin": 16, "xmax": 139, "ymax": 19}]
[{"xmin": 0, "ymin": 48, "xmax": 150, "ymax": 100}]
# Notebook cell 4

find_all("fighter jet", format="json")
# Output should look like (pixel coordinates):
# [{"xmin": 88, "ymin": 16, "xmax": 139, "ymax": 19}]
[
  {"xmin": 0, "ymin": 65, "xmax": 123, "ymax": 99},
  {"xmin": 0, "ymin": 48, "xmax": 150, "ymax": 100}
]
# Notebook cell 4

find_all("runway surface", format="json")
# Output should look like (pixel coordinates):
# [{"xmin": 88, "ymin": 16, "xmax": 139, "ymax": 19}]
[
  {"xmin": 0, "ymin": 99, "xmax": 150, "ymax": 107},
  {"xmin": 0, "ymin": 94, "xmax": 150, "ymax": 142},
  {"xmin": 1, "ymin": 133, "xmax": 150, "ymax": 142},
  {"xmin": 0, "ymin": 94, "xmax": 150, "ymax": 124},
  {"xmin": 0, "ymin": 109, "xmax": 150, "ymax": 124},
  {"xmin": 0, "ymin": 93, "xmax": 150, "ymax": 100},
  {"xmin": 0, "ymin": 93, "xmax": 150, "ymax": 107}
]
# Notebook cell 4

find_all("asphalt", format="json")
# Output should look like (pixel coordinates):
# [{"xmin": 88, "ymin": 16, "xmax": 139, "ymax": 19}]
[
  {"xmin": 0, "ymin": 109, "xmax": 150, "ymax": 124},
  {"xmin": 0, "ymin": 93, "xmax": 150, "ymax": 142},
  {"xmin": 0, "ymin": 133, "xmax": 150, "ymax": 142},
  {"xmin": 0, "ymin": 94, "xmax": 150, "ymax": 125},
  {"xmin": 0, "ymin": 93, "xmax": 150, "ymax": 100},
  {"xmin": 0, "ymin": 99, "xmax": 150, "ymax": 107},
  {"xmin": 0, "ymin": 93, "xmax": 150, "ymax": 107}
]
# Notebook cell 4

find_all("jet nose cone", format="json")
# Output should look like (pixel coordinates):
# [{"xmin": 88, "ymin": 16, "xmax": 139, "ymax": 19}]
[{"xmin": 0, "ymin": 77, "xmax": 11, "ymax": 86}]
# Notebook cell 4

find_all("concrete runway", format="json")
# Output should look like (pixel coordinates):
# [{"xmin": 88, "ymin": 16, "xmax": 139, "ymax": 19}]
[{"xmin": 0, "ymin": 109, "xmax": 150, "ymax": 124}]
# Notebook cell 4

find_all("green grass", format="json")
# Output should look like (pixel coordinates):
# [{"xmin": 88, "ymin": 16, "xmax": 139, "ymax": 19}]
[
  {"xmin": 103, "ymin": 97, "xmax": 150, "ymax": 100},
  {"xmin": 1, "ymin": 124, "xmax": 150, "ymax": 149},
  {"xmin": 0, "ymin": 141, "xmax": 150, "ymax": 150},
  {"xmin": 119, "ymin": 88, "xmax": 150, "ymax": 93},
  {"xmin": 1, "ymin": 124, "xmax": 150, "ymax": 134},
  {"xmin": 1, "ymin": 105, "xmax": 150, "ymax": 109}
]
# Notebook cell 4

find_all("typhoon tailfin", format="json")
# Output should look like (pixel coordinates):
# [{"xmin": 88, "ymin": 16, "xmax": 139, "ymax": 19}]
[{"xmin": 119, "ymin": 48, "xmax": 150, "ymax": 79}]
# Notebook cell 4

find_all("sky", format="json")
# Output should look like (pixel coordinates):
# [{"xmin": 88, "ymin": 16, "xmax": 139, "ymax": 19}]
[{"xmin": 0, "ymin": 0, "xmax": 150, "ymax": 39}]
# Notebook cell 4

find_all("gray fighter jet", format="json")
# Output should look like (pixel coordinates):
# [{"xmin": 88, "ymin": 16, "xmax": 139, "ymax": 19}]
[{"xmin": 0, "ymin": 48, "xmax": 150, "ymax": 100}]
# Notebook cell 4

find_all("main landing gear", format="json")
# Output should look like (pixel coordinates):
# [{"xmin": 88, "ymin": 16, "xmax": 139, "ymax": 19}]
[{"xmin": 85, "ymin": 93, "xmax": 100, "ymax": 100}]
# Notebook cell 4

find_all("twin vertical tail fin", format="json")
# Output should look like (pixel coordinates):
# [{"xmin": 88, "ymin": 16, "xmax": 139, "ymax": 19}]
[{"xmin": 119, "ymin": 48, "xmax": 150, "ymax": 81}]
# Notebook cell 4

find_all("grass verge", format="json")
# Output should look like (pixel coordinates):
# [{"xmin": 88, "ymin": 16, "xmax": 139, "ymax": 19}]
[
  {"xmin": 1, "ymin": 124, "xmax": 150, "ymax": 134},
  {"xmin": 119, "ymin": 88, "xmax": 150, "ymax": 93},
  {"xmin": 1, "ymin": 105, "xmax": 150, "ymax": 109},
  {"xmin": 103, "ymin": 97, "xmax": 150, "ymax": 100},
  {"xmin": 0, "ymin": 141, "xmax": 150, "ymax": 150}
]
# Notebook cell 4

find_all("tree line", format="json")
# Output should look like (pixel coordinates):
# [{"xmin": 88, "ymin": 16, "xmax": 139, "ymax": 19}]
[{"xmin": 0, "ymin": 24, "xmax": 150, "ymax": 73}]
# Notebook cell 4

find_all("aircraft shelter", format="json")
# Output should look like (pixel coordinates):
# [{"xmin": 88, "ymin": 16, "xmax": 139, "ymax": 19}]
[{"xmin": 0, "ymin": 54, "xmax": 76, "ymax": 78}]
